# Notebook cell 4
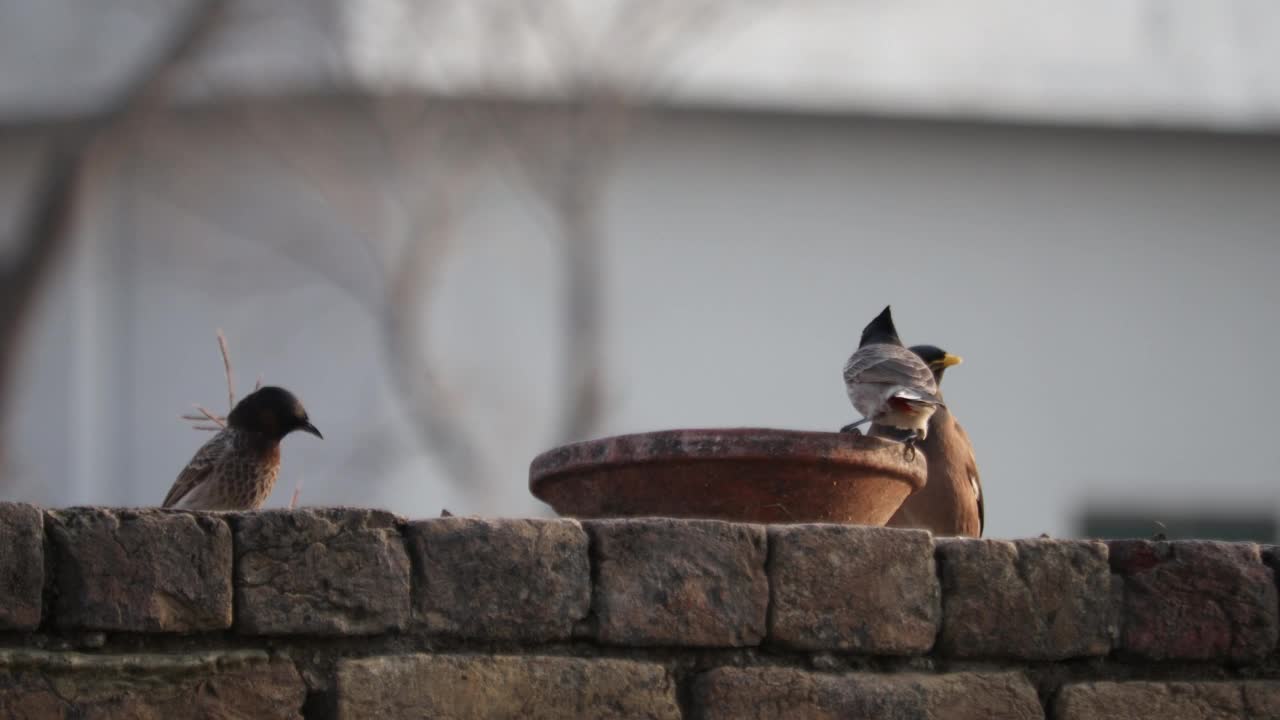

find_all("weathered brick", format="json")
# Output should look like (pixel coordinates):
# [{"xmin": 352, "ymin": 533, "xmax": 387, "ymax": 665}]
[
  {"xmin": 939, "ymin": 538, "xmax": 1114, "ymax": 659},
  {"xmin": 0, "ymin": 503, "xmax": 43, "ymax": 630},
  {"xmin": 406, "ymin": 517, "xmax": 589, "ymax": 641},
  {"xmin": 1054, "ymin": 681, "xmax": 1280, "ymax": 720},
  {"xmin": 692, "ymin": 668, "xmax": 1042, "ymax": 720},
  {"xmin": 1243, "ymin": 682, "xmax": 1280, "ymax": 717},
  {"xmin": 1110, "ymin": 540, "xmax": 1278, "ymax": 662},
  {"xmin": 588, "ymin": 518, "xmax": 768, "ymax": 647},
  {"xmin": 335, "ymin": 654, "xmax": 681, "ymax": 719},
  {"xmin": 0, "ymin": 651, "xmax": 304, "ymax": 718},
  {"xmin": 47, "ymin": 508, "xmax": 231, "ymax": 632},
  {"xmin": 768, "ymin": 524, "xmax": 939, "ymax": 654},
  {"xmin": 1263, "ymin": 544, "xmax": 1280, "ymax": 593},
  {"xmin": 233, "ymin": 509, "xmax": 410, "ymax": 635}
]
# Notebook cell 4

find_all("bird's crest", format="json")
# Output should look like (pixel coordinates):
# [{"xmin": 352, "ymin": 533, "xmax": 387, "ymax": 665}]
[{"xmin": 859, "ymin": 305, "xmax": 903, "ymax": 348}]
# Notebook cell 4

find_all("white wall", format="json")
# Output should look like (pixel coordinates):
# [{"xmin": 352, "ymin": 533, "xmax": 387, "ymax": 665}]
[
  {"xmin": 5, "ymin": 103, "xmax": 1280, "ymax": 539},
  {"xmin": 5, "ymin": 0, "xmax": 1280, "ymax": 130}
]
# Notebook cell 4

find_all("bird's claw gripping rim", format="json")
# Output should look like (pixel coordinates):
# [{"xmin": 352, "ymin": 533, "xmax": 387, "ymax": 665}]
[
  {"xmin": 901, "ymin": 431, "xmax": 921, "ymax": 461},
  {"xmin": 840, "ymin": 418, "xmax": 870, "ymax": 434}
]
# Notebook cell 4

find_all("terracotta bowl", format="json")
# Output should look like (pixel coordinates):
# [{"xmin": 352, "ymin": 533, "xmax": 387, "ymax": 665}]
[{"xmin": 529, "ymin": 428, "xmax": 925, "ymax": 525}]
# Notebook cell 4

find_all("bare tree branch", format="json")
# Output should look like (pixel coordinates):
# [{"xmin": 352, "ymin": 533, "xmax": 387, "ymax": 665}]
[
  {"xmin": 181, "ymin": 404, "xmax": 227, "ymax": 430},
  {"xmin": 0, "ymin": 0, "xmax": 229, "ymax": 473},
  {"xmin": 379, "ymin": 184, "xmax": 491, "ymax": 491},
  {"xmin": 128, "ymin": 1, "xmax": 762, "ymax": 506},
  {"xmin": 549, "ymin": 130, "xmax": 609, "ymax": 442},
  {"xmin": 523, "ymin": 1, "xmax": 774, "ymax": 443},
  {"xmin": 216, "ymin": 328, "xmax": 236, "ymax": 410},
  {"xmin": 181, "ymin": 326, "xmax": 266, "ymax": 434}
]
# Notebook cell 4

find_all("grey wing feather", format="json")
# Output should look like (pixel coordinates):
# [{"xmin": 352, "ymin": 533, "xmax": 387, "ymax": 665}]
[
  {"xmin": 163, "ymin": 431, "xmax": 228, "ymax": 508},
  {"xmin": 844, "ymin": 344, "xmax": 939, "ymax": 397}
]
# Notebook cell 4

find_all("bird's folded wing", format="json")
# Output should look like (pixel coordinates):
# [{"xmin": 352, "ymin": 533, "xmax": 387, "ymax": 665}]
[
  {"xmin": 162, "ymin": 435, "xmax": 223, "ymax": 508},
  {"xmin": 955, "ymin": 420, "xmax": 984, "ymax": 535},
  {"xmin": 844, "ymin": 345, "xmax": 939, "ymax": 395}
]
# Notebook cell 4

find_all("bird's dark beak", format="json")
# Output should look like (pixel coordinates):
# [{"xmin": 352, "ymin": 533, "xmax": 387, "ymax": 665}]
[
  {"xmin": 939, "ymin": 353, "xmax": 964, "ymax": 368},
  {"xmin": 301, "ymin": 421, "xmax": 323, "ymax": 439}
]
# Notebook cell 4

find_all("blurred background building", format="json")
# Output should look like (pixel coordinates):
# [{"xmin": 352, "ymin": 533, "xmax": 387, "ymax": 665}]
[{"xmin": 2, "ymin": 0, "xmax": 1279, "ymax": 540}]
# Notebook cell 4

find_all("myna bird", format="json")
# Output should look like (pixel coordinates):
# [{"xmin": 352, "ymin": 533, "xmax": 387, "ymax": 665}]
[
  {"xmin": 163, "ymin": 386, "xmax": 321, "ymax": 510},
  {"xmin": 882, "ymin": 345, "xmax": 983, "ymax": 537},
  {"xmin": 841, "ymin": 306, "xmax": 944, "ymax": 453}
]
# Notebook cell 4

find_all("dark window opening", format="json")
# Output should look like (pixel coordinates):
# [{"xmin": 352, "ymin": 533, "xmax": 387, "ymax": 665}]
[{"xmin": 1079, "ymin": 509, "xmax": 1276, "ymax": 543}]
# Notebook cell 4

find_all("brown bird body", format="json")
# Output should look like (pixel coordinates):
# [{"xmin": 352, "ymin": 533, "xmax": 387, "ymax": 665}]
[
  {"xmin": 164, "ymin": 428, "xmax": 282, "ymax": 509},
  {"xmin": 163, "ymin": 386, "xmax": 320, "ymax": 511},
  {"xmin": 884, "ymin": 402, "xmax": 983, "ymax": 537},
  {"xmin": 878, "ymin": 346, "xmax": 983, "ymax": 537}
]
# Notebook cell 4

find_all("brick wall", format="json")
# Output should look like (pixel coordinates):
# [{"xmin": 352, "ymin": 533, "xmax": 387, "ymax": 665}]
[{"xmin": 1, "ymin": 502, "xmax": 1279, "ymax": 718}]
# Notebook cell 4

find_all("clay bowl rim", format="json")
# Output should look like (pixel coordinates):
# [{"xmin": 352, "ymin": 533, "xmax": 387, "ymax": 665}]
[{"xmin": 529, "ymin": 426, "xmax": 926, "ymax": 499}]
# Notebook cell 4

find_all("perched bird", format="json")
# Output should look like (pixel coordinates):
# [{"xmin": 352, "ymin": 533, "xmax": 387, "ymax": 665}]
[
  {"xmin": 882, "ymin": 345, "xmax": 983, "ymax": 537},
  {"xmin": 163, "ymin": 386, "xmax": 321, "ymax": 510},
  {"xmin": 841, "ymin": 306, "xmax": 944, "ymax": 452}
]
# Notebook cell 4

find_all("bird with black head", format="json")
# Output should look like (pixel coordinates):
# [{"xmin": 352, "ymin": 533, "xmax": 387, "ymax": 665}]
[
  {"xmin": 163, "ymin": 386, "xmax": 321, "ymax": 510},
  {"xmin": 841, "ymin": 305, "xmax": 944, "ymax": 455},
  {"xmin": 879, "ymin": 345, "xmax": 984, "ymax": 537}
]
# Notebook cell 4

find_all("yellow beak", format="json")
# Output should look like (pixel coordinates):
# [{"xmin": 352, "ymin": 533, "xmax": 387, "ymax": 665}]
[{"xmin": 938, "ymin": 353, "xmax": 963, "ymax": 368}]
